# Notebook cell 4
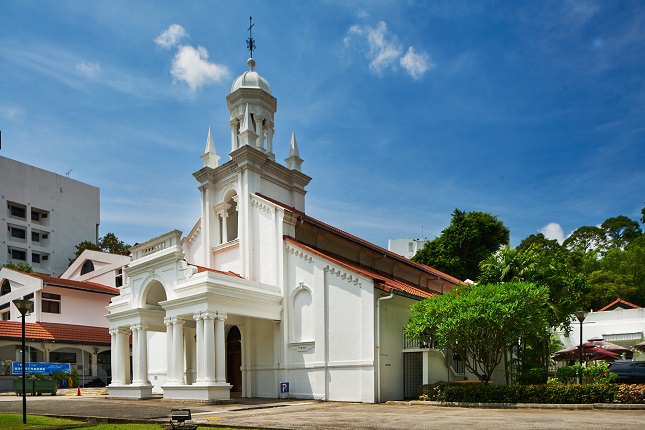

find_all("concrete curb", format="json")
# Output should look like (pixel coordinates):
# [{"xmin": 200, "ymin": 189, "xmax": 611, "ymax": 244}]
[{"xmin": 386, "ymin": 400, "xmax": 645, "ymax": 410}]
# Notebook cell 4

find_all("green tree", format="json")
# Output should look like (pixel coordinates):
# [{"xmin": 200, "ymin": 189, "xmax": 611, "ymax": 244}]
[
  {"xmin": 600, "ymin": 215, "xmax": 642, "ymax": 249},
  {"xmin": 586, "ymin": 234, "xmax": 645, "ymax": 308},
  {"xmin": 563, "ymin": 226, "xmax": 605, "ymax": 253},
  {"xmin": 406, "ymin": 282, "xmax": 550, "ymax": 384},
  {"xmin": 412, "ymin": 209, "xmax": 510, "ymax": 281},
  {"xmin": 69, "ymin": 233, "xmax": 131, "ymax": 265}
]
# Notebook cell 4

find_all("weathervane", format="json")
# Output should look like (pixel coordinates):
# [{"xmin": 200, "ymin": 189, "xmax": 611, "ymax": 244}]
[{"xmin": 246, "ymin": 16, "xmax": 256, "ymax": 58}]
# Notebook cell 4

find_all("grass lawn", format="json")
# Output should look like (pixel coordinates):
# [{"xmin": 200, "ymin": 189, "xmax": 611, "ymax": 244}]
[{"xmin": 0, "ymin": 413, "xmax": 255, "ymax": 429}]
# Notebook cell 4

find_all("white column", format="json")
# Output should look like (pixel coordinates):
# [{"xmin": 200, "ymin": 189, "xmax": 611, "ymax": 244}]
[
  {"xmin": 194, "ymin": 313, "xmax": 204, "ymax": 383},
  {"xmin": 221, "ymin": 212, "xmax": 228, "ymax": 243},
  {"xmin": 215, "ymin": 313, "xmax": 227, "ymax": 383},
  {"xmin": 255, "ymin": 116, "xmax": 264, "ymax": 150},
  {"xmin": 117, "ymin": 327, "xmax": 131, "ymax": 385},
  {"xmin": 172, "ymin": 317, "xmax": 185, "ymax": 384},
  {"xmin": 203, "ymin": 313, "xmax": 216, "ymax": 383},
  {"xmin": 230, "ymin": 121, "xmax": 238, "ymax": 152},
  {"xmin": 267, "ymin": 125, "xmax": 274, "ymax": 155},
  {"xmin": 90, "ymin": 350, "xmax": 97, "ymax": 377},
  {"xmin": 138, "ymin": 323, "xmax": 150, "ymax": 385},
  {"xmin": 130, "ymin": 324, "xmax": 139, "ymax": 384},
  {"xmin": 164, "ymin": 317, "xmax": 174, "ymax": 384},
  {"xmin": 273, "ymin": 320, "xmax": 280, "ymax": 398},
  {"xmin": 109, "ymin": 328, "xmax": 120, "ymax": 385}
]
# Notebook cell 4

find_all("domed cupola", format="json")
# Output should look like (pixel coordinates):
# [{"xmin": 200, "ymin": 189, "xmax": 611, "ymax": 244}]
[
  {"xmin": 231, "ymin": 58, "xmax": 272, "ymax": 94},
  {"xmin": 226, "ymin": 56, "xmax": 277, "ymax": 159}
]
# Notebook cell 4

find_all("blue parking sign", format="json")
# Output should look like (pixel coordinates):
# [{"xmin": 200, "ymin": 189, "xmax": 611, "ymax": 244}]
[{"xmin": 280, "ymin": 382, "xmax": 289, "ymax": 393}]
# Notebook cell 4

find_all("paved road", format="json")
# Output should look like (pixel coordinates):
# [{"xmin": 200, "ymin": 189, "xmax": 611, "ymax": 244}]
[{"xmin": 0, "ymin": 394, "xmax": 644, "ymax": 429}]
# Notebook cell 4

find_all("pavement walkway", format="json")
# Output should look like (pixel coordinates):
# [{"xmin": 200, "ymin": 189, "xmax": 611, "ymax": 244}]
[{"xmin": 0, "ymin": 391, "xmax": 644, "ymax": 429}]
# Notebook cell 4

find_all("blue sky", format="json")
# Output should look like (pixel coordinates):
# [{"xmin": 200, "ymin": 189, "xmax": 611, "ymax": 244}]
[{"xmin": 1, "ymin": 1, "xmax": 644, "ymax": 250}]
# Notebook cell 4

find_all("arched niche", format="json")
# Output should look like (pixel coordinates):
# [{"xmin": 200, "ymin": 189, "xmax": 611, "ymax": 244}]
[
  {"xmin": 291, "ymin": 284, "xmax": 314, "ymax": 342},
  {"xmin": 140, "ymin": 280, "xmax": 167, "ymax": 309}
]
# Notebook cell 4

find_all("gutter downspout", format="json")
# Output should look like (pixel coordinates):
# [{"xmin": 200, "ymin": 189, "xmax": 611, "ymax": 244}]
[{"xmin": 376, "ymin": 289, "xmax": 394, "ymax": 403}]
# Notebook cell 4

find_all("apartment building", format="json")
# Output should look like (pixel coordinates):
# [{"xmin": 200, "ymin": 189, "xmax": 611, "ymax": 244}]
[{"xmin": 0, "ymin": 156, "xmax": 100, "ymax": 276}]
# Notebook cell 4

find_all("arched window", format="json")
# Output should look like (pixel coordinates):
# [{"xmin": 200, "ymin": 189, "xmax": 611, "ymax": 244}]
[
  {"xmin": 80, "ymin": 260, "xmax": 95, "ymax": 275},
  {"xmin": 219, "ymin": 191, "xmax": 238, "ymax": 243},
  {"xmin": 1, "ymin": 279, "xmax": 10, "ymax": 296}
]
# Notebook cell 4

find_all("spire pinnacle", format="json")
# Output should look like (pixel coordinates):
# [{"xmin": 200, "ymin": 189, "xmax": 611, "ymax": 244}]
[
  {"xmin": 200, "ymin": 126, "xmax": 220, "ymax": 168},
  {"xmin": 286, "ymin": 131, "xmax": 303, "ymax": 171}
]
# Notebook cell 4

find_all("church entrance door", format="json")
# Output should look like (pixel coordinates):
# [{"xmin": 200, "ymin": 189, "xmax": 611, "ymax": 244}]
[{"xmin": 226, "ymin": 326, "xmax": 242, "ymax": 394}]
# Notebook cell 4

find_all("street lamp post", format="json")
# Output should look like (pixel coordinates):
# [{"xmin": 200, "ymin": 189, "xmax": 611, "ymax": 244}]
[
  {"xmin": 574, "ymin": 310, "xmax": 589, "ymax": 385},
  {"xmin": 12, "ymin": 299, "xmax": 33, "ymax": 425}
]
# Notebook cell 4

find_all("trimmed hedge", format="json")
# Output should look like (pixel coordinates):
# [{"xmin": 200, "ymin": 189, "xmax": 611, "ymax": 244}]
[{"xmin": 419, "ymin": 382, "xmax": 645, "ymax": 404}]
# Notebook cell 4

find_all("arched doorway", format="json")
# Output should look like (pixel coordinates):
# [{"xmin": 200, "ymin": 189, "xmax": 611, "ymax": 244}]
[{"xmin": 226, "ymin": 326, "xmax": 242, "ymax": 394}]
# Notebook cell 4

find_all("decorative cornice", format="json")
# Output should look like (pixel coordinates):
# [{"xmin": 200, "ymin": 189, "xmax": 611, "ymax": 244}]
[
  {"xmin": 324, "ymin": 265, "xmax": 362, "ymax": 286},
  {"xmin": 250, "ymin": 195, "xmax": 274, "ymax": 216},
  {"xmin": 285, "ymin": 243, "xmax": 314, "ymax": 264}
]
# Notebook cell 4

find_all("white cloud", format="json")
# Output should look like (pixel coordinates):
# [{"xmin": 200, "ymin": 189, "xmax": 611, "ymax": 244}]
[
  {"xmin": 155, "ymin": 24, "xmax": 188, "ymax": 49},
  {"xmin": 345, "ymin": 21, "xmax": 432, "ymax": 79},
  {"xmin": 539, "ymin": 222, "xmax": 565, "ymax": 244},
  {"xmin": 76, "ymin": 61, "xmax": 101, "ymax": 77},
  {"xmin": 170, "ymin": 45, "xmax": 230, "ymax": 91},
  {"xmin": 400, "ymin": 46, "xmax": 433, "ymax": 79}
]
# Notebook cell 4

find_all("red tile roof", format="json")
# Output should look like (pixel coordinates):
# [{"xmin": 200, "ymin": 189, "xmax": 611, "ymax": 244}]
[
  {"xmin": 598, "ymin": 297, "xmax": 641, "ymax": 312},
  {"xmin": 255, "ymin": 192, "xmax": 463, "ymax": 286},
  {"xmin": 194, "ymin": 265, "xmax": 245, "ymax": 279},
  {"xmin": 0, "ymin": 321, "xmax": 112, "ymax": 345},
  {"xmin": 285, "ymin": 237, "xmax": 436, "ymax": 299},
  {"xmin": 297, "ymin": 214, "xmax": 464, "ymax": 285},
  {"xmin": 30, "ymin": 273, "xmax": 119, "ymax": 295}
]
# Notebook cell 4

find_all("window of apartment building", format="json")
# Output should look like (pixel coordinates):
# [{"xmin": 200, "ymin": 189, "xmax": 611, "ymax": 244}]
[
  {"xmin": 9, "ymin": 226, "xmax": 26, "ymax": 240},
  {"xmin": 115, "ymin": 268, "xmax": 123, "ymax": 288},
  {"xmin": 8, "ymin": 203, "xmax": 26, "ymax": 219},
  {"xmin": 31, "ymin": 231, "xmax": 49, "ymax": 243},
  {"xmin": 41, "ymin": 293, "xmax": 61, "ymax": 314},
  {"xmin": 31, "ymin": 208, "xmax": 49, "ymax": 223},
  {"xmin": 10, "ymin": 248, "xmax": 27, "ymax": 261},
  {"xmin": 31, "ymin": 253, "xmax": 49, "ymax": 264}
]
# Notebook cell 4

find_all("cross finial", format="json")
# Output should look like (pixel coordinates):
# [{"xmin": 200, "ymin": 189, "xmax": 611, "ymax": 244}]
[{"xmin": 246, "ymin": 16, "xmax": 256, "ymax": 58}]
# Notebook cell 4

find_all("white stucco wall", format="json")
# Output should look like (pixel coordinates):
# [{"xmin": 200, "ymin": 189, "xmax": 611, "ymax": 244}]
[{"xmin": 284, "ymin": 244, "xmax": 376, "ymax": 402}]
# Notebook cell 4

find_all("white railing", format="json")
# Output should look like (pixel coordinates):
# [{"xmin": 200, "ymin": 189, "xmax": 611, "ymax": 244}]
[{"xmin": 130, "ymin": 230, "xmax": 183, "ymax": 260}]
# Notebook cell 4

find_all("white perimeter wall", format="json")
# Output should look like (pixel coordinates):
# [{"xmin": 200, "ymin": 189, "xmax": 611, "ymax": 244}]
[{"xmin": 378, "ymin": 293, "xmax": 415, "ymax": 401}]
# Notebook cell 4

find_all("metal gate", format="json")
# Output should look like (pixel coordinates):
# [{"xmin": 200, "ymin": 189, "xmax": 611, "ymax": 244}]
[{"xmin": 403, "ymin": 352, "xmax": 423, "ymax": 399}]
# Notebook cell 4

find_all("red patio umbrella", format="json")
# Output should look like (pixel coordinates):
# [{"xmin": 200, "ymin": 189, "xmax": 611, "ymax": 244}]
[
  {"xmin": 634, "ymin": 341, "xmax": 645, "ymax": 353},
  {"xmin": 552, "ymin": 342, "xmax": 621, "ymax": 362},
  {"xmin": 590, "ymin": 340, "xmax": 631, "ymax": 354}
]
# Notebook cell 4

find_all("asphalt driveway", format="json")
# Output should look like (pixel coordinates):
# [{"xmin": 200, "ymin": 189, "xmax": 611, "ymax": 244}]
[{"xmin": 0, "ymin": 394, "xmax": 644, "ymax": 429}]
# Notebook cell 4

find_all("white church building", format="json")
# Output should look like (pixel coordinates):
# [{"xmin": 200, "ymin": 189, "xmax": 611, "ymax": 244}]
[{"xmin": 105, "ymin": 55, "xmax": 463, "ymax": 403}]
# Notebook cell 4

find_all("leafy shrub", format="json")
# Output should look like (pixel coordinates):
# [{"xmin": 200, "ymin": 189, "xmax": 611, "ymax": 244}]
[
  {"xmin": 442, "ymin": 383, "xmax": 619, "ymax": 404},
  {"xmin": 554, "ymin": 364, "xmax": 617, "ymax": 385},
  {"xmin": 419, "ymin": 381, "xmax": 452, "ymax": 401},
  {"xmin": 616, "ymin": 384, "xmax": 645, "ymax": 404}
]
